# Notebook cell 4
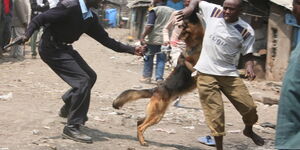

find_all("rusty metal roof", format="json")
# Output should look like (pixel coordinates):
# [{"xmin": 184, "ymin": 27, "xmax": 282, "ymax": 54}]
[
  {"xmin": 270, "ymin": 0, "xmax": 292, "ymax": 10},
  {"xmin": 127, "ymin": 0, "xmax": 151, "ymax": 8}
]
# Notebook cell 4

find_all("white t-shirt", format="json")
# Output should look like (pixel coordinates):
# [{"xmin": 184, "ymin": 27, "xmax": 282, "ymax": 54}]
[{"xmin": 194, "ymin": 1, "xmax": 255, "ymax": 77}]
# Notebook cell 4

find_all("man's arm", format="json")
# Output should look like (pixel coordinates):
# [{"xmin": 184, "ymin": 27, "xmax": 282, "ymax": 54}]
[
  {"xmin": 23, "ymin": 3, "xmax": 70, "ymax": 41},
  {"xmin": 244, "ymin": 53, "xmax": 256, "ymax": 81},
  {"xmin": 140, "ymin": 25, "xmax": 153, "ymax": 45},
  {"xmin": 140, "ymin": 10, "xmax": 156, "ymax": 45},
  {"xmin": 86, "ymin": 15, "xmax": 144, "ymax": 55},
  {"xmin": 162, "ymin": 12, "xmax": 176, "ymax": 46},
  {"xmin": 176, "ymin": 0, "xmax": 202, "ymax": 20}
]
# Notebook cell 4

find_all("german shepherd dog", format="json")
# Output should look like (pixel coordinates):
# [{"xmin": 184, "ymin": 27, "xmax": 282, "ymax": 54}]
[{"xmin": 113, "ymin": 13, "xmax": 205, "ymax": 146}]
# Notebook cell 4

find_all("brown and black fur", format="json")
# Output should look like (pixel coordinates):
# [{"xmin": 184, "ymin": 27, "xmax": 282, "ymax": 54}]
[{"xmin": 112, "ymin": 13, "xmax": 205, "ymax": 146}]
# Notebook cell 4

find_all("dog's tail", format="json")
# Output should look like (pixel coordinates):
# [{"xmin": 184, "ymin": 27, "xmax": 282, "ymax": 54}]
[{"xmin": 113, "ymin": 89, "xmax": 154, "ymax": 109}]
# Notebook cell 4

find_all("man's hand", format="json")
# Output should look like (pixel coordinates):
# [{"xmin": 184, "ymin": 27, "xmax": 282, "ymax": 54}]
[
  {"xmin": 140, "ymin": 39, "xmax": 146, "ymax": 46},
  {"xmin": 163, "ymin": 41, "xmax": 169, "ymax": 46},
  {"xmin": 20, "ymin": 35, "xmax": 30, "ymax": 43},
  {"xmin": 245, "ymin": 61, "xmax": 256, "ymax": 81},
  {"xmin": 175, "ymin": 11, "xmax": 184, "ymax": 22},
  {"xmin": 134, "ymin": 45, "xmax": 146, "ymax": 56},
  {"xmin": 3, "ymin": 35, "xmax": 29, "ymax": 50}
]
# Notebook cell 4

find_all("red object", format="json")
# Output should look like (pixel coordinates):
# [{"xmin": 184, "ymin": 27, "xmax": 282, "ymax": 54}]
[{"xmin": 3, "ymin": 0, "xmax": 11, "ymax": 14}]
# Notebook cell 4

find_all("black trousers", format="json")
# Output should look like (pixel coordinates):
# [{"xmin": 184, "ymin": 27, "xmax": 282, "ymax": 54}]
[{"xmin": 39, "ymin": 34, "xmax": 97, "ymax": 125}]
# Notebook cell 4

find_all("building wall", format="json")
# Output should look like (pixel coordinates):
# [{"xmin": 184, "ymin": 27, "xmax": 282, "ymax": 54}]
[
  {"xmin": 266, "ymin": 4, "xmax": 293, "ymax": 81},
  {"xmin": 129, "ymin": 7, "xmax": 148, "ymax": 39}
]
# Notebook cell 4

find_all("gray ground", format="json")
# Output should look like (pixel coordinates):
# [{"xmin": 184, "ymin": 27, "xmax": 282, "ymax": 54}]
[{"xmin": 0, "ymin": 28, "xmax": 279, "ymax": 150}]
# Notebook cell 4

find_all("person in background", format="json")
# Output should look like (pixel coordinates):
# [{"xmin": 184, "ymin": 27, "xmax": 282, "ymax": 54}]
[
  {"xmin": 18, "ymin": 0, "xmax": 144, "ymax": 143},
  {"xmin": 10, "ymin": 0, "xmax": 31, "ymax": 59},
  {"xmin": 48, "ymin": 0, "xmax": 58, "ymax": 8},
  {"xmin": 140, "ymin": 0, "xmax": 175, "ymax": 84},
  {"xmin": 178, "ymin": 0, "xmax": 264, "ymax": 149},
  {"xmin": 0, "ymin": 0, "xmax": 13, "ymax": 57},
  {"xmin": 166, "ymin": 0, "xmax": 184, "ymax": 10},
  {"xmin": 30, "ymin": 0, "xmax": 50, "ymax": 58},
  {"xmin": 162, "ymin": 0, "xmax": 192, "ymax": 107},
  {"xmin": 275, "ymin": 0, "xmax": 300, "ymax": 149}
]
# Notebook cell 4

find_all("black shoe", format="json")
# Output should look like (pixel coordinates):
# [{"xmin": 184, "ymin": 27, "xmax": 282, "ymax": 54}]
[
  {"xmin": 62, "ymin": 125, "xmax": 93, "ymax": 143},
  {"xmin": 59, "ymin": 104, "xmax": 69, "ymax": 118}
]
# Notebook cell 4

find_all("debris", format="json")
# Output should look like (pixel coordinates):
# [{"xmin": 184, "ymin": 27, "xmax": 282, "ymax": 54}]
[
  {"xmin": 32, "ymin": 129, "xmax": 40, "ymax": 135},
  {"xmin": 153, "ymin": 128, "xmax": 176, "ymax": 134},
  {"xmin": 108, "ymin": 112, "xmax": 124, "ymax": 115},
  {"xmin": 182, "ymin": 126, "xmax": 195, "ymax": 129},
  {"xmin": 260, "ymin": 122, "xmax": 276, "ymax": 129},
  {"xmin": 99, "ymin": 107, "xmax": 110, "ymax": 111},
  {"xmin": 226, "ymin": 123, "xmax": 233, "ymax": 126},
  {"xmin": 43, "ymin": 126, "xmax": 51, "ymax": 129},
  {"xmin": 227, "ymin": 130, "xmax": 241, "ymax": 134},
  {"xmin": 94, "ymin": 116, "xmax": 106, "ymax": 122},
  {"xmin": 0, "ymin": 148, "xmax": 9, "ymax": 150},
  {"xmin": 0, "ymin": 92, "xmax": 12, "ymax": 100}
]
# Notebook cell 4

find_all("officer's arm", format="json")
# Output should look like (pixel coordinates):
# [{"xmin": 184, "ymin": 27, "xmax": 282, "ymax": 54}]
[
  {"xmin": 24, "ymin": 3, "xmax": 69, "ymax": 39},
  {"xmin": 86, "ymin": 16, "xmax": 135, "ymax": 54}
]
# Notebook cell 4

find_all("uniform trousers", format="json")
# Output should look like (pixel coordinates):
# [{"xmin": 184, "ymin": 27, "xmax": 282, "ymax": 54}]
[{"xmin": 39, "ymin": 33, "xmax": 97, "ymax": 125}]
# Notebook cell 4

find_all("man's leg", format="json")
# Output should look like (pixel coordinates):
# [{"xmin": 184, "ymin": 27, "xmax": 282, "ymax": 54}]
[
  {"xmin": 218, "ymin": 76, "xmax": 264, "ymax": 146},
  {"xmin": 154, "ymin": 45, "xmax": 166, "ymax": 81},
  {"xmin": 197, "ymin": 73, "xmax": 225, "ymax": 150},
  {"xmin": 10, "ymin": 27, "xmax": 25, "ymax": 58},
  {"xmin": 141, "ymin": 44, "xmax": 155, "ymax": 82},
  {"xmin": 39, "ymin": 41, "xmax": 96, "ymax": 143},
  {"xmin": 30, "ymin": 30, "xmax": 38, "ymax": 57}
]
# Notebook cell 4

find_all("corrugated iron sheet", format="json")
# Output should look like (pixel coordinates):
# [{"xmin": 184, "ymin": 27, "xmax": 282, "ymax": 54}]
[
  {"xmin": 127, "ymin": 0, "xmax": 151, "ymax": 8},
  {"xmin": 270, "ymin": 0, "xmax": 292, "ymax": 10}
]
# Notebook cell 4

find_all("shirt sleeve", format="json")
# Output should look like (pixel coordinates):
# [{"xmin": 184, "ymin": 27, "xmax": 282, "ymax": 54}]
[
  {"xmin": 241, "ymin": 27, "xmax": 255, "ymax": 55},
  {"xmin": 198, "ymin": 1, "xmax": 222, "ymax": 22},
  {"xmin": 85, "ymin": 14, "xmax": 135, "ymax": 54},
  {"xmin": 146, "ymin": 10, "xmax": 156, "ymax": 26}
]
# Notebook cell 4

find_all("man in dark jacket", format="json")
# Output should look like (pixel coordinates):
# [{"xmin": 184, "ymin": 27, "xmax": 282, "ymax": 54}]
[{"xmin": 19, "ymin": 0, "xmax": 144, "ymax": 143}]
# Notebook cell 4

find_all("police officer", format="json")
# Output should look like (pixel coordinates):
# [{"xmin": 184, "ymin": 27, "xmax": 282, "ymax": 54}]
[{"xmin": 19, "ymin": 0, "xmax": 144, "ymax": 143}]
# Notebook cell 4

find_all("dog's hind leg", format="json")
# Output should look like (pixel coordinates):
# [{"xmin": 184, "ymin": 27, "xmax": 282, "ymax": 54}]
[
  {"xmin": 113, "ymin": 89, "xmax": 153, "ymax": 109},
  {"xmin": 137, "ymin": 95, "xmax": 170, "ymax": 146}
]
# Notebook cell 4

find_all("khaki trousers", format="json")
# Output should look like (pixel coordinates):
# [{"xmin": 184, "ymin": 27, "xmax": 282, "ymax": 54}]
[{"xmin": 197, "ymin": 73, "xmax": 258, "ymax": 136}]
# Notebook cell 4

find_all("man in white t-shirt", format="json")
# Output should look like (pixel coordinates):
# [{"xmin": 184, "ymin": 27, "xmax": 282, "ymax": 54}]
[{"xmin": 177, "ymin": 0, "xmax": 264, "ymax": 149}]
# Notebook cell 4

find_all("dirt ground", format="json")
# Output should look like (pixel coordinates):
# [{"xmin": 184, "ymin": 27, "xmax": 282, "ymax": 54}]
[{"xmin": 0, "ymin": 28, "xmax": 279, "ymax": 150}]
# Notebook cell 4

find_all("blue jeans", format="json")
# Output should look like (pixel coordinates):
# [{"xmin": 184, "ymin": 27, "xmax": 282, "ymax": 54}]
[{"xmin": 143, "ymin": 44, "xmax": 166, "ymax": 80}]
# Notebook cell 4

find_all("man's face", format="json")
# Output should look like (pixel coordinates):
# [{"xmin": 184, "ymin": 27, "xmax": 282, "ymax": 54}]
[
  {"xmin": 86, "ymin": 0, "xmax": 102, "ymax": 9},
  {"xmin": 293, "ymin": 0, "xmax": 300, "ymax": 24},
  {"xmin": 223, "ymin": 0, "xmax": 241, "ymax": 23}
]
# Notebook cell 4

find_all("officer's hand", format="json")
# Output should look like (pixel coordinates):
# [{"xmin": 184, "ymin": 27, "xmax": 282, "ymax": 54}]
[{"xmin": 134, "ymin": 45, "xmax": 146, "ymax": 56}]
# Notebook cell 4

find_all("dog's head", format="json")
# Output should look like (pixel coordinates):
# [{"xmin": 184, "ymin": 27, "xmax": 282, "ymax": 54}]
[{"xmin": 179, "ymin": 21, "xmax": 204, "ymax": 49}]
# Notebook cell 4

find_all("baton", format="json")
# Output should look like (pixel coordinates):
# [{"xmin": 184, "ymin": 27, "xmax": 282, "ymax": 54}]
[{"xmin": 3, "ymin": 37, "xmax": 24, "ymax": 51}]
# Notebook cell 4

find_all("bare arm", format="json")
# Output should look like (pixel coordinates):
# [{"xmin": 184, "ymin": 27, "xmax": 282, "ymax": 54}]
[
  {"xmin": 179, "ymin": 0, "xmax": 202, "ymax": 18},
  {"xmin": 244, "ymin": 53, "xmax": 256, "ymax": 81},
  {"xmin": 140, "ymin": 25, "xmax": 153, "ymax": 45}
]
